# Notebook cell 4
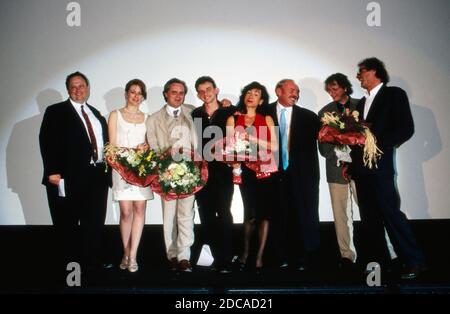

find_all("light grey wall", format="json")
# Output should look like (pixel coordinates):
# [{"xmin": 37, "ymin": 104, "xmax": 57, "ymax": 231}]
[{"xmin": 1, "ymin": 0, "xmax": 449, "ymax": 224}]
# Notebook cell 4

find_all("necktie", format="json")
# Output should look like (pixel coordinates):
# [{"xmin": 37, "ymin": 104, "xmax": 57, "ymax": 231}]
[
  {"xmin": 280, "ymin": 108, "xmax": 289, "ymax": 170},
  {"xmin": 81, "ymin": 105, "xmax": 98, "ymax": 162},
  {"xmin": 173, "ymin": 109, "xmax": 179, "ymax": 118}
]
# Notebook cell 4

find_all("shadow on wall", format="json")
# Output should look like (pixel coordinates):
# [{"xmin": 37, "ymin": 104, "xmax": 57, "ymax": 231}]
[
  {"xmin": 146, "ymin": 86, "xmax": 164, "ymax": 114},
  {"xmin": 103, "ymin": 87, "xmax": 124, "ymax": 114},
  {"xmin": 391, "ymin": 77, "xmax": 442, "ymax": 219},
  {"xmin": 6, "ymin": 89, "xmax": 63, "ymax": 224},
  {"xmin": 297, "ymin": 77, "xmax": 329, "ymax": 113},
  {"xmin": 220, "ymin": 93, "xmax": 239, "ymax": 107}
]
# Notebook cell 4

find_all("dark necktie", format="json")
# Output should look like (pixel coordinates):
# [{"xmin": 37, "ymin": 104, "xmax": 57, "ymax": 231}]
[
  {"xmin": 81, "ymin": 105, "xmax": 98, "ymax": 162},
  {"xmin": 173, "ymin": 109, "xmax": 179, "ymax": 118}
]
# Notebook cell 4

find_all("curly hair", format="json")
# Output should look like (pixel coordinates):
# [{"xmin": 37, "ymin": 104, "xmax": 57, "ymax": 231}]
[{"xmin": 236, "ymin": 81, "xmax": 270, "ymax": 114}]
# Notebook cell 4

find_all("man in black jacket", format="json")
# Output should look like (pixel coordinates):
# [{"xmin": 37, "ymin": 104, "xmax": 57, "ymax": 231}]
[
  {"xmin": 39, "ymin": 72, "xmax": 111, "ymax": 276},
  {"xmin": 351, "ymin": 58, "xmax": 426, "ymax": 279},
  {"xmin": 266, "ymin": 79, "xmax": 321, "ymax": 270},
  {"xmin": 191, "ymin": 76, "xmax": 236, "ymax": 273}
]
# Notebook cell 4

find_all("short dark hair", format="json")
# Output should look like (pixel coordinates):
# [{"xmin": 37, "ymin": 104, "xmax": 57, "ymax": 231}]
[
  {"xmin": 163, "ymin": 78, "xmax": 188, "ymax": 102},
  {"xmin": 236, "ymin": 81, "xmax": 270, "ymax": 114},
  {"xmin": 195, "ymin": 76, "xmax": 217, "ymax": 91},
  {"xmin": 358, "ymin": 57, "xmax": 390, "ymax": 84},
  {"xmin": 324, "ymin": 73, "xmax": 353, "ymax": 95},
  {"xmin": 65, "ymin": 71, "xmax": 89, "ymax": 90},
  {"xmin": 125, "ymin": 79, "xmax": 147, "ymax": 100}
]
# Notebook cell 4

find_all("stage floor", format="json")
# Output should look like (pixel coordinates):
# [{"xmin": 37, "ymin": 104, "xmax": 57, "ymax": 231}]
[{"xmin": 1, "ymin": 221, "xmax": 449, "ymax": 294}]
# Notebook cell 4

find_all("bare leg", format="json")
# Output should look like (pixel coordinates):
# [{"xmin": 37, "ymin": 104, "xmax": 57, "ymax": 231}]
[
  {"xmin": 119, "ymin": 200, "xmax": 133, "ymax": 258},
  {"xmin": 129, "ymin": 200, "xmax": 147, "ymax": 260},
  {"xmin": 256, "ymin": 219, "xmax": 269, "ymax": 268}
]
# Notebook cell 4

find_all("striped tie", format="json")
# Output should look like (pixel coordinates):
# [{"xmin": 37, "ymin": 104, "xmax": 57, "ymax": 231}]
[{"xmin": 81, "ymin": 105, "xmax": 98, "ymax": 162}]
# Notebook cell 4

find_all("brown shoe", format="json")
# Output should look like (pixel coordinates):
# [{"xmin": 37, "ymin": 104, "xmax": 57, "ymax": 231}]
[
  {"xmin": 168, "ymin": 257, "xmax": 178, "ymax": 271},
  {"xmin": 178, "ymin": 259, "xmax": 192, "ymax": 272}
]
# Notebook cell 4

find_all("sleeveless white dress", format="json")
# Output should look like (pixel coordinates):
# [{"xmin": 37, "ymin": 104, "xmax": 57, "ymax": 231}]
[{"xmin": 112, "ymin": 110, "xmax": 154, "ymax": 201}]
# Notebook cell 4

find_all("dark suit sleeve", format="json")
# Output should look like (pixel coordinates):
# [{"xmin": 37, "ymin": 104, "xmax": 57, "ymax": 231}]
[
  {"xmin": 383, "ymin": 88, "xmax": 414, "ymax": 148},
  {"xmin": 318, "ymin": 142, "xmax": 337, "ymax": 160},
  {"xmin": 39, "ymin": 107, "xmax": 63, "ymax": 182}
]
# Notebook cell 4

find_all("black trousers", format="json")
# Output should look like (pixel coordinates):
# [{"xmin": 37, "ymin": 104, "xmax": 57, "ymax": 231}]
[
  {"xmin": 354, "ymin": 172, "xmax": 425, "ymax": 268},
  {"xmin": 194, "ymin": 162, "xmax": 234, "ymax": 267},
  {"xmin": 46, "ymin": 165, "xmax": 109, "ymax": 270},
  {"xmin": 272, "ymin": 169, "xmax": 320, "ymax": 266}
]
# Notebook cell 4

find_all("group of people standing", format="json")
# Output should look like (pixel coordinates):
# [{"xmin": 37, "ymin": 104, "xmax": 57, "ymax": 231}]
[{"xmin": 39, "ymin": 57, "xmax": 426, "ymax": 282}]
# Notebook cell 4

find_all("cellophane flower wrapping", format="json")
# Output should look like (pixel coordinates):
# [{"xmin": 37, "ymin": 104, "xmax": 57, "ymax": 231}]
[
  {"xmin": 150, "ymin": 147, "xmax": 208, "ymax": 201},
  {"xmin": 104, "ymin": 143, "xmax": 158, "ymax": 187},
  {"xmin": 318, "ymin": 110, "xmax": 382, "ymax": 169}
]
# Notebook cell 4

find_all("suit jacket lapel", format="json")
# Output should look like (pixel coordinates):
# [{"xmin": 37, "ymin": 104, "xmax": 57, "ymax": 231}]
[
  {"xmin": 356, "ymin": 98, "xmax": 365, "ymax": 120},
  {"xmin": 269, "ymin": 103, "xmax": 279, "ymax": 126},
  {"xmin": 87, "ymin": 103, "xmax": 108, "ymax": 143},
  {"xmin": 158, "ymin": 107, "xmax": 170, "ymax": 141},
  {"xmin": 66, "ymin": 99, "xmax": 92, "ymax": 145},
  {"xmin": 289, "ymin": 105, "xmax": 301, "ymax": 151}
]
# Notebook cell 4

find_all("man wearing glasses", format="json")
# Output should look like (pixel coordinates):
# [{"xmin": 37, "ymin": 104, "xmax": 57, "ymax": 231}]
[{"xmin": 351, "ymin": 58, "xmax": 426, "ymax": 279}]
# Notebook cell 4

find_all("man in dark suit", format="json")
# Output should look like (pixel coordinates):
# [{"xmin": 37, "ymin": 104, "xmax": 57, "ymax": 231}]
[
  {"xmin": 351, "ymin": 58, "xmax": 426, "ymax": 279},
  {"xmin": 266, "ymin": 79, "xmax": 321, "ymax": 270},
  {"xmin": 191, "ymin": 76, "xmax": 236, "ymax": 273},
  {"xmin": 39, "ymin": 72, "xmax": 111, "ymax": 276}
]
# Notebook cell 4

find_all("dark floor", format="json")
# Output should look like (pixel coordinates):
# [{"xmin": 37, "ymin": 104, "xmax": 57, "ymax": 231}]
[{"xmin": 1, "ymin": 220, "xmax": 449, "ymax": 294}]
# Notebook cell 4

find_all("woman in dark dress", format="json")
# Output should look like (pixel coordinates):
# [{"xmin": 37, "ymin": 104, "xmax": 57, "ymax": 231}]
[{"xmin": 226, "ymin": 82, "xmax": 278, "ymax": 271}]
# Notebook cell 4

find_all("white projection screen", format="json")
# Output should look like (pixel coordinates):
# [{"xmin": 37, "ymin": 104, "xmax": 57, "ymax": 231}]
[{"xmin": 1, "ymin": 0, "xmax": 449, "ymax": 225}]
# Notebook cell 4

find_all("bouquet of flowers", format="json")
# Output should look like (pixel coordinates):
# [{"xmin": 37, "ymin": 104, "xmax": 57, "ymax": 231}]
[
  {"xmin": 222, "ymin": 131, "xmax": 255, "ymax": 159},
  {"xmin": 151, "ymin": 148, "xmax": 208, "ymax": 200},
  {"xmin": 104, "ymin": 143, "xmax": 158, "ymax": 187},
  {"xmin": 214, "ymin": 131, "xmax": 277, "ymax": 184},
  {"xmin": 318, "ymin": 109, "xmax": 382, "ymax": 169}
]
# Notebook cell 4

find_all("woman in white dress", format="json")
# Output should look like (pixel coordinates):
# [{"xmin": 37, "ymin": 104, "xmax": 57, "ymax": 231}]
[{"xmin": 108, "ymin": 79, "xmax": 153, "ymax": 272}]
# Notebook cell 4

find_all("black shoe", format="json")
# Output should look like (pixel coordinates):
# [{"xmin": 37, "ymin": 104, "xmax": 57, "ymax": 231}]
[
  {"xmin": 339, "ymin": 258, "xmax": 355, "ymax": 271},
  {"xmin": 218, "ymin": 266, "xmax": 232, "ymax": 274},
  {"xmin": 85, "ymin": 261, "xmax": 113, "ymax": 272},
  {"xmin": 401, "ymin": 264, "xmax": 427, "ymax": 280},
  {"xmin": 102, "ymin": 262, "xmax": 114, "ymax": 269},
  {"xmin": 297, "ymin": 263, "xmax": 307, "ymax": 271},
  {"xmin": 232, "ymin": 256, "xmax": 247, "ymax": 272}
]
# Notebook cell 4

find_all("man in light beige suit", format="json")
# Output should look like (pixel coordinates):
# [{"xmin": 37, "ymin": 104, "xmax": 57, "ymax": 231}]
[{"xmin": 146, "ymin": 78, "xmax": 197, "ymax": 272}]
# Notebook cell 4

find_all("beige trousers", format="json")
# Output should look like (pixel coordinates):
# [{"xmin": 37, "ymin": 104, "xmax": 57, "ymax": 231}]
[
  {"xmin": 161, "ymin": 195, "xmax": 195, "ymax": 262},
  {"xmin": 329, "ymin": 181, "xmax": 358, "ymax": 262}
]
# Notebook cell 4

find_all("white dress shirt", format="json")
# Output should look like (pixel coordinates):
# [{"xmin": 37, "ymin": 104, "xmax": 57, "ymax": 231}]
[
  {"xmin": 276, "ymin": 102, "xmax": 293, "ymax": 139},
  {"xmin": 166, "ymin": 104, "xmax": 181, "ymax": 118},
  {"xmin": 70, "ymin": 99, "xmax": 104, "ymax": 163},
  {"xmin": 363, "ymin": 82, "xmax": 384, "ymax": 119}
]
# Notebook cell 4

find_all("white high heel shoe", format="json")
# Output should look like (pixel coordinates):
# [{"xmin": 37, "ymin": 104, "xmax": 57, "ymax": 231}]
[
  {"xmin": 128, "ymin": 258, "xmax": 138, "ymax": 273},
  {"xmin": 119, "ymin": 256, "xmax": 129, "ymax": 270}
]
